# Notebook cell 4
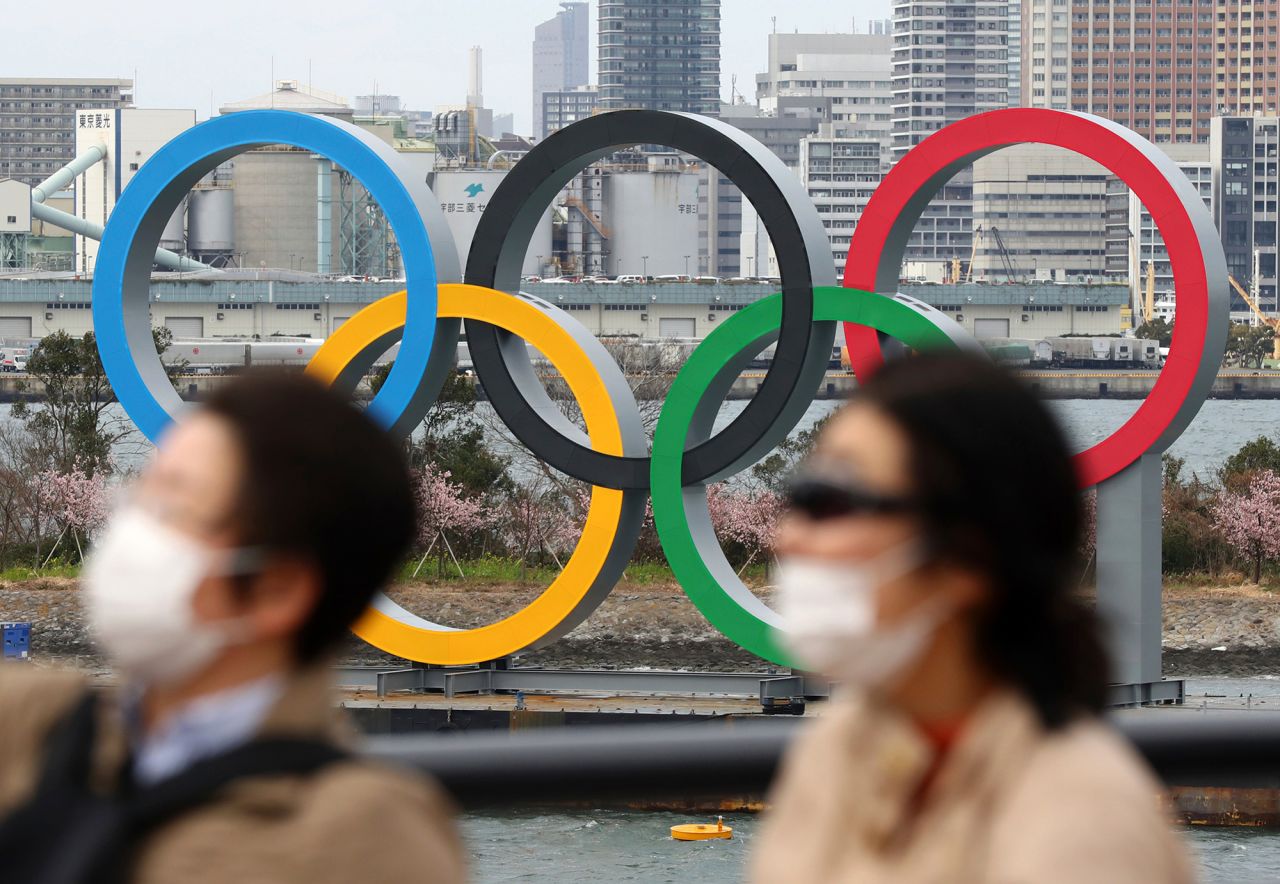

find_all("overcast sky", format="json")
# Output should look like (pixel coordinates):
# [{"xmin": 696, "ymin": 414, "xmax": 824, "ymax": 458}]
[{"xmin": 3, "ymin": 0, "xmax": 890, "ymax": 133}]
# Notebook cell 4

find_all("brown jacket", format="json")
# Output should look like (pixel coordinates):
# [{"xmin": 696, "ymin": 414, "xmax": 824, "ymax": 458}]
[
  {"xmin": 0, "ymin": 664, "xmax": 466, "ymax": 884},
  {"xmin": 752, "ymin": 690, "xmax": 1193, "ymax": 883}
]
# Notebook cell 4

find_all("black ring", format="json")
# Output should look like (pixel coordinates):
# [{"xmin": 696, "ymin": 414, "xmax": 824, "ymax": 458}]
[{"xmin": 465, "ymin": 110, "xmax": 835, "ymax": 489}]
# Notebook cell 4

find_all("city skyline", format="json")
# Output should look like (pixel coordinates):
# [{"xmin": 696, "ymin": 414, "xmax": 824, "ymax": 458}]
[{"xmin": 0, "ymin": 0, "xmax": 890, "ymax": 135}]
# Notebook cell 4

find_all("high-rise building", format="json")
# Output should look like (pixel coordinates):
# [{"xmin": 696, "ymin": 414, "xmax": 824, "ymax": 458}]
[
  {"xmin": 748, "ymin": 33, "xmax": 894, "ymax": 279},
  {"xmin": 892, "ymin": 2, "xmax": 1009, "ymax": 272},
  {"xmin": 1021, "ymin": 0, "xmax": 1070, "ymax": 110},
  {"xmin": 891, "ymin": 3, "xmax": 1009, "ymax": 157},
  {"xmin": 598, "ymin": 0, "xmax": 720, "ymax": 115},
  {"xmin": 1023, "ymin": 2, "xmax": 1276, "ymax": 145},
  {"xmin": 755, "ymin": 33, "xmax": 894, "ymax": 168},
  {"xmin": 1072, "ymin": 1, "xmax": 1215, "ymax": 144},
  {"xmin": 800, "ymin": 136, "xmax": 884, "ymax": 278},
  {"xmin": 543, "ymin": 86, "xmax": 600, "ymax": 138},
  {"xmin": 1103, "ymin": 153, "xmax": 1212, "ymax": 322},
  {"xmin": 1215, "ymin": 2, "xmax": 1280, "ymax": 117},
  {"xmin": 0, "ymin": 78, "xmax": 133, "ymax": 186},
  {"xmin": 1007, "ymin": 1, "xmax": 1022, "ymax": 107},
  {"xmin": 1212, "ymin": 116, "xmax": 1280, "ymax": 312},
  {"xmin": 533, "ymin": 2, "xmax": 589, "ymax": 139}
]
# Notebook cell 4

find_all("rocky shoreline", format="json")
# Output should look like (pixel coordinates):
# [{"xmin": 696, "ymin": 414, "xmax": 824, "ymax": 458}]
[{"xmin": 2, "ymin": 578, "xmax": 1278, "ymax": 678}]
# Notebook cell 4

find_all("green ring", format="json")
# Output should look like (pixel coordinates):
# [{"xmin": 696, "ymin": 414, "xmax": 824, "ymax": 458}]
[{"xmin": 650, "ymin": 286, "xmax": 966, "ymax": 665}]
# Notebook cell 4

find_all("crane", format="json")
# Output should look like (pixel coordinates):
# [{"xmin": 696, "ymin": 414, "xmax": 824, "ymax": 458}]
[
  {"xmin": 989, "ymin": 226, "xmax": 1020, "ymax": 281},
  {"xmin": 1228, "ymin": 275, "xmax": 1280, "ymax": 362},
  {"xmin": 970, "ymin": 225, "xmax": 1020, "ymax": 282},
  {"xmin": 1143, "ymin": 261, "xmax": 1156, "ymax": 324},
  {"xmin": 965, "ymin": 229, "xmax": 980, "ymax": 283}
]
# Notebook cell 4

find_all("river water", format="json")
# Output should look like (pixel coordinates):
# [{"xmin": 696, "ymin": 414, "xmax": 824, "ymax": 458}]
[{"xmin": 457, "ymin": 682, "xmax": 1280, "ymax": 884}]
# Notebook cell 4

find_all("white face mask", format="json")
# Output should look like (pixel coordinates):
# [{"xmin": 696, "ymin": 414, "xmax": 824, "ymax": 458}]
[
  {"xmin": 84, "ymin": 507, "xmax": 260, "ymax": 687},
  {"xmin": 773, "ymin": 542, "xmax": 949, "ymax": 689}
]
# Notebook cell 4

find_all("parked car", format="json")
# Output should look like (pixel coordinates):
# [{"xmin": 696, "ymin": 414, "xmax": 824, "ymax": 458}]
[{"xmin": 616, "ymin": 274, "xmax": 646, "ymax": 284}]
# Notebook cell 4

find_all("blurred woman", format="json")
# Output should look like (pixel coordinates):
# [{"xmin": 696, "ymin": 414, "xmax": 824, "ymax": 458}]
[{"xmin": 752, "ymin": 353, "xmax": 1191, "ymax": 883}]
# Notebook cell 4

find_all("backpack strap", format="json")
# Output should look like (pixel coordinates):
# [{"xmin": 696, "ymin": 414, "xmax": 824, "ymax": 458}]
[
  {"xmin": 123, "ymin": 737, "xmax": 350, "ymax": 830},
  {"xmin": 0, "ymin": 689, "xmax": 350, "ymax": 884}
]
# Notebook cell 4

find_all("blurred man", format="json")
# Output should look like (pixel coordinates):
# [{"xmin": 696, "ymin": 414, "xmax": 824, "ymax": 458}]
[{"xmin": 0, "ymin": 372, "xmax": 465, "ymax": 883}]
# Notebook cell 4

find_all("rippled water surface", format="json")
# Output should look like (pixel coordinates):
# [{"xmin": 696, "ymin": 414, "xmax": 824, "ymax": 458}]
[
  {"xmin": 460, "ymin": 680, "xmax": 1280, "ymax": 884},
  {"xmin": 459, "ymin": 809, "xmax": 1280, "ymax": 883}
]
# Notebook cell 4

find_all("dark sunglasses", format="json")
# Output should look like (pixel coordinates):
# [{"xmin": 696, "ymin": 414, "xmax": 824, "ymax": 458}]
[{"xmin": 785, "ymin": 474, "xmax": 922, "ymax": 521}]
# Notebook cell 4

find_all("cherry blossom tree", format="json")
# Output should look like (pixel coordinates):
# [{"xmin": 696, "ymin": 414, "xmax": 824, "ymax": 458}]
[
  {"xmin": 1212, "ymin": 469, "xmax": 1280, "ymax": 583},
  {"xmin": 500, "ymin": 480, "xmax": 588, "ymax": 579},
  {"xmin": 34, "ymin": 465, "xmax": 110, "ymax": 564},
  {"xmin": 707, "ymin": 484, "xmax": 782, "ymax": 572},
  {"xmin": 413, "ymin": 464, "xmax": 495, "ymax": 578}
]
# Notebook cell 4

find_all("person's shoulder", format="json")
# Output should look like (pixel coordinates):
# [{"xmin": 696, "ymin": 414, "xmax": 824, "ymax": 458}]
[
  {"xmin": 989, "ymin": 715, "xmax": 1193, "ymax": 884},
  {"xmin": 297, "ymin": 759, "xmax": 465, "ymax": 881},
  {"xmin": 1020, "ymin": 716, "xmax": 1162, "ymax": 799},
  {"xmin": 0, "ymin": 665, "xmax": 87, "ymax": 737},
  {"xmin": 315, "ymin": 757, "xmax": 456, "ymax": 817}
]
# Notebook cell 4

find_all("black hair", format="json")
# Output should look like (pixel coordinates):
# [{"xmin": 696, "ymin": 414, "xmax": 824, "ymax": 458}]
[
  {"xmin": 855, "ymin": 352, "xmax": 1108, "ymax": 729},
  {"xmin": 201, "ymin": 370, "xmax": 415, "ymax": 663}
]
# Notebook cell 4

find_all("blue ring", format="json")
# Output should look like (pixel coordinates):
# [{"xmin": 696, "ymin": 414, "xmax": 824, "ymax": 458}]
[{"xmin": 92, "ymin": 110, "xmax": 442, "ymax": 439}]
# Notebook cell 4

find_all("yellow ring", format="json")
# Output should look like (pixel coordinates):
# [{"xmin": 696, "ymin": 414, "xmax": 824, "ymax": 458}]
[{"xmin": 307, "ymin": 283, "xmax": 627, "ymax": 664}]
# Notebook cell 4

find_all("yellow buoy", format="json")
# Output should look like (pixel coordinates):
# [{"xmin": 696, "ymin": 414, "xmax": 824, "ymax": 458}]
[{"xmin": 671, "ymin": 815, "xmax": 733, "ymax": 841}]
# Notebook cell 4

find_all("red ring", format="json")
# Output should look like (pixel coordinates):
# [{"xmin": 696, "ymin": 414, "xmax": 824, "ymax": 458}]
[{"xmin": 842, "ymin": 108, "xmax": 1215, "ymax": 488}]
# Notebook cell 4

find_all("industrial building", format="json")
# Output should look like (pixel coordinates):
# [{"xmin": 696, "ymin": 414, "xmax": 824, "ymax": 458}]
[
  {"xmin": 562, "ymin": 155, "xmax": 701, "ymax": 278},
  {"xmin": 429, "ymin": 168, "xmax": 550, "ymax": 277},
  {"xmin": 0, "ymin": 180, "xmax": 31, "ymax": 270},
  {"xmin": 0, "ymin": 78, "xmax": 133, "ymax": 187},
  {"xmin": 0, "ymin": 274, "xmax": 1127, "ymax": 345},
  {"xmin": 71, "ymin": 108, "xmax": 195, "ymax": 274}
]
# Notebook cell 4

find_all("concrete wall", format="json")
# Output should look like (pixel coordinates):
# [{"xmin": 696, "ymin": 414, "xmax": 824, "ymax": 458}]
[
  {"xmin": 233, "ymin": 150, "xmax": 338, "ymax": 272},
  {"xmin": 607, "ymin": 170, "xmax": 700, "ymax": 278}
]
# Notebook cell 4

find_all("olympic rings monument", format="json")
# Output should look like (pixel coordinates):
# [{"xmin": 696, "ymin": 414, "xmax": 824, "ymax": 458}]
[{"xmin": 90, "ymin": 107, "xmax": 1227, "ymax": 702}]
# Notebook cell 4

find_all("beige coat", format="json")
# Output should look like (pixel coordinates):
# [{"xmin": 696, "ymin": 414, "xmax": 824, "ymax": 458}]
[
  {"xmin": 0, "ymin": 664, "xmax": 466, "ymax": 884},
  {"xmin": 752, "ymin": 690, "xmax": 1193, "ymax": 883}
]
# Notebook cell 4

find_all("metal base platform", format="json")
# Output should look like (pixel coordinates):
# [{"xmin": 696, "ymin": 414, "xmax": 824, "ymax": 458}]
[
  {"xmin": 337, "ymin": 664, "xmax": 1184, "ymax": 712},
  {"xmin": 1106, "ymin": 679, "xmax": 1185, "ymax": 708}
]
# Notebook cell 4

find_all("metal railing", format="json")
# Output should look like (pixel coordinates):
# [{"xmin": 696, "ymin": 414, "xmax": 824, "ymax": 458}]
[{"xmin": 362, "ymin": 712, "xmax": 1280, "ymax": 808}]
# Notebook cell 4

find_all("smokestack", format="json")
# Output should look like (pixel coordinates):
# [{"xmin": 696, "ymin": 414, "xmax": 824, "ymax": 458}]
[{"xmin": 467, "ymin": 45, "xmax": 483, "ymax": 108}]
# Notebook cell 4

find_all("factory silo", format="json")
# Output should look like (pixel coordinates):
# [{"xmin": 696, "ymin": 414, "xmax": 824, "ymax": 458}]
[
  {"xmin": 160, "ymin": 196, "xmax": 188, "ymax": 254},
  {"xmin": 188, "ymin": 187, "xmax": 236, "ymax": 265}
]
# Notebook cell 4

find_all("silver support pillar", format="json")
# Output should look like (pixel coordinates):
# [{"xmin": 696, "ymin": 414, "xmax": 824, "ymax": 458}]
[
  {"xmin": 1096, "ymin": 452, "xmax": 1164, "ymax": 686},
  {"xmin": 316, "ymin": 157, "xmax": 332, "ymax": 275}
]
